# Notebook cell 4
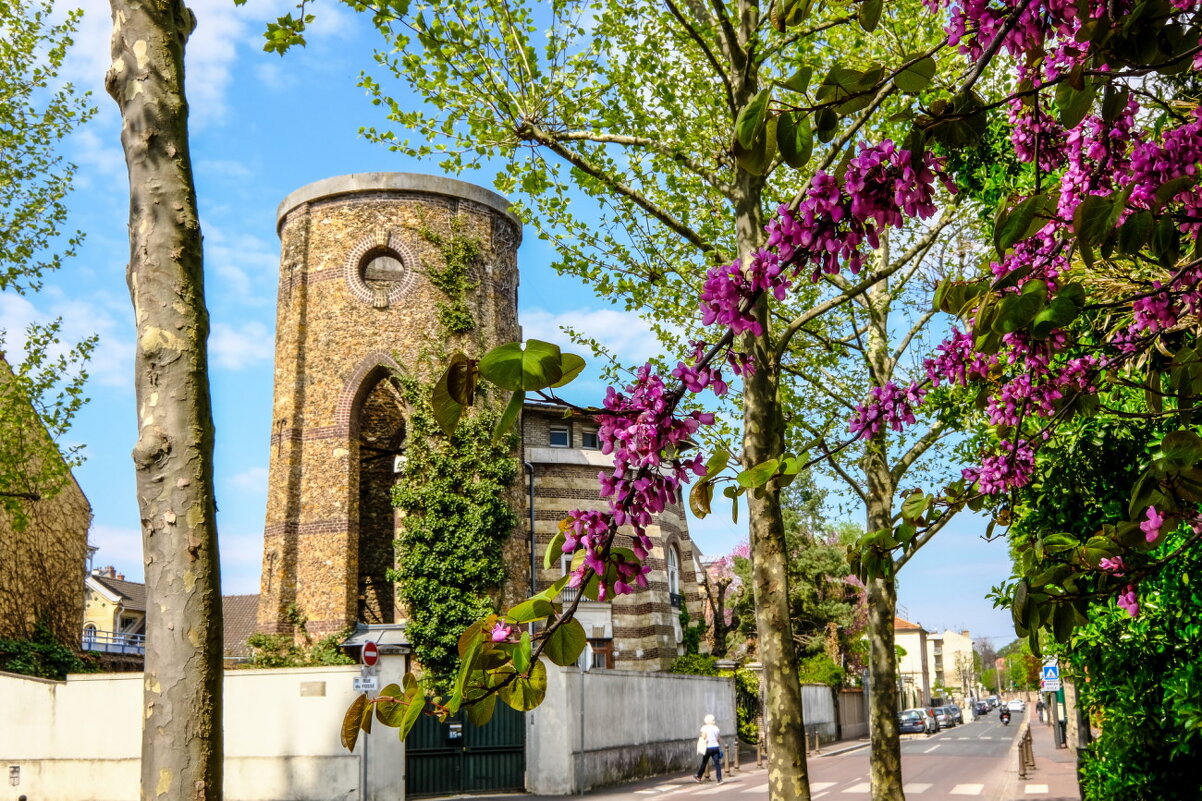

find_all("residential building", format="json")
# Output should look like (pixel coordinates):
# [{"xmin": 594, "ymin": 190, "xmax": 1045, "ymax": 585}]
[
  {"xmin": 926, "ymin": 628, "xmax": 979, "ymax": 702},
  {"xmin": 894, "ymin": 616, "xmax": 931, "ymax": 708},
  {"xmin": 0, "ymin": 352, "xmax": 93, "ymax": 649},
  {"xmin": 83, "ymin": 566, "xmax": 146, "ymax": 655}
]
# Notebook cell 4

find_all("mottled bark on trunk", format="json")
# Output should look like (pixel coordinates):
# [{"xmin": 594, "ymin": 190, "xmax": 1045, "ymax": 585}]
[
  {"xmin": 867, "ymin": 572, "xmax": 904, "ymax": 801},
  {"xmin": 863, "ymin": 271, "xmax": 904, "ymax": 801},
  {"xmin": 105, "ymin": 3, "xmax": 223, "ymax": 800}
]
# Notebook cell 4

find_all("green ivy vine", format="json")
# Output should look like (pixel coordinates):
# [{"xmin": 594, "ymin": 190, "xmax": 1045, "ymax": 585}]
[
  {"xmin": 419, "ymin": 220, "xmax": 481, "ymax": 336},
  {"xmin": 387, "ymin": 375, "xmax": 518, "ymax": 683}
]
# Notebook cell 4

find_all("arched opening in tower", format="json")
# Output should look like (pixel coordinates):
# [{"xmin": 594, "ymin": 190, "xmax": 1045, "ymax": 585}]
[{"xmin": 356, "ymin": 375, "xmax": 407, "ymax": 624}]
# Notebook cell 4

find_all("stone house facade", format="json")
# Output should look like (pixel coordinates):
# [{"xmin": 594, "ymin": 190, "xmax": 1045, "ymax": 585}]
[
  {"xmin": 0, "ymin": 352, "xmax": 92, "ymax": 649},
  {"xmin": 256, "ymin": 174, "xmax": 703, "ymax": 670}
]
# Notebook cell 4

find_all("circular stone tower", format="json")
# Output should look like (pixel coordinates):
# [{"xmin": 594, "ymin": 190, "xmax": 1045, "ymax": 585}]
[{"xmin": 257, "ymin": 173, "xmax": 522, "ymax": 638}]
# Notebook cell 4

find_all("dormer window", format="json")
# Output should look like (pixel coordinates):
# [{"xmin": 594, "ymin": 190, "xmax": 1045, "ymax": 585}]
[{"xmin": 549, "ymin": 425, "xmax": 570, "ymax": 447}]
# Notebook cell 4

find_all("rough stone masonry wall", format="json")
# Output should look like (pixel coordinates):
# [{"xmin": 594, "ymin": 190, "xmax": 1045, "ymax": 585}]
[{"xmin": 258, "ymin": 175, "xmax": 524, "ymax": 638}]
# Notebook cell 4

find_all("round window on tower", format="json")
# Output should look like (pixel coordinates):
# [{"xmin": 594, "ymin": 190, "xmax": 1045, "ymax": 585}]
[{"xmin": 360, "ymin": 248, "xmax": 406, "ymax": 288}]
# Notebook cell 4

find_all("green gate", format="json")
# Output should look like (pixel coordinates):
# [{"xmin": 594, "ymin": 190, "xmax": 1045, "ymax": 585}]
[{"xmin": 405, "ymin": 703, "xmax": 526, "ymax": 796}]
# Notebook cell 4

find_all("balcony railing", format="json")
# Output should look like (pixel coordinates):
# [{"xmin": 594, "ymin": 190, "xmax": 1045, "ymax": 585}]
[
  {"xmin": 83, "ymin": 629, "xmax": 145, "ymax": 655},
  {"xmin": 561, "ymin": 585, "xmax": 580, "ymax": 604}
]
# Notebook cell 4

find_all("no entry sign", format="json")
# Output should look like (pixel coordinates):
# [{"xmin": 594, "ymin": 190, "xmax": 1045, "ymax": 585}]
[{"xmin": 361, "ymin": 641, "xmax": 379, "ymax": 666}]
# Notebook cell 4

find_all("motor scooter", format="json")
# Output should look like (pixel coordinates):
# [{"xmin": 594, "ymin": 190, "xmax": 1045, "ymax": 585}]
[{"xmin": 999, "ymin": 708, "xmax": 1011, "ymax": 725}]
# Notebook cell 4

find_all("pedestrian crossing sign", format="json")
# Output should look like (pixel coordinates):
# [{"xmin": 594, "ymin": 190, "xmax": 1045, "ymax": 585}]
[{"xmin": 1042, "ymin": 664, "xmax": 1060, "ymax": 682}]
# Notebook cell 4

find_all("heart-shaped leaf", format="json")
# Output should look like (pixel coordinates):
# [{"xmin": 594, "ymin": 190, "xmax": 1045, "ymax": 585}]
[
  {"xmin": 735, "ymin": 89, "xmax": 771, "ymax": 149},
  {"xmin": 341, "ymin": 693, "xmax": 369, "ymax": 751},
  {"xmin": 543, "ymin": 617, "xmax": 587, "ymax": 667},
  {"xmin": 497, "ymin": 658, "xmax": 548, "ymax": 711},
  {"xmin": 479, "ymin": 340, "xmax": 564, "ymax": 391}
]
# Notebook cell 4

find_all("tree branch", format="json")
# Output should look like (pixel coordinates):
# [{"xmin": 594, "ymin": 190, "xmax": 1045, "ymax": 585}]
[
  {"xmin": 896, "ymin": 509, "xmax": 956, "ymax": 571},
  {"xmin": 555, "ymin": 129, "xmax": 735, "ymax": 196},
  {"xmin": 516, "ymin": 120, "xmax": 721, "ymax": 256},
  {"xmin": 664, "ymin": 0, "xmax": 737, "ymax": 115},
  {"xmin": 889, "ymin": 417, "xmax": 947, "ymax": 485}
]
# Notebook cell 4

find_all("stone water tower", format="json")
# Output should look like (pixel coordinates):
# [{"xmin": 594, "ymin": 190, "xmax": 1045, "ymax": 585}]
[{"xmin": 256, "ymin": 173, "xmax": 523, "ymax": 637}]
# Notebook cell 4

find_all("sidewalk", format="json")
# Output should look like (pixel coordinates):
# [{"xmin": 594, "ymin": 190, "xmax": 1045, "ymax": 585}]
[{"xmin": 1002, "ymin": 715, "xmax": 1081, "ymax": 801}]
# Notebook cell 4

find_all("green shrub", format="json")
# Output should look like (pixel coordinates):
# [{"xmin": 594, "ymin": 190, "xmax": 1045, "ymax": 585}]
[{"xmin": 0, "ymin": 621, "xmax": 98, "ymax": 680}]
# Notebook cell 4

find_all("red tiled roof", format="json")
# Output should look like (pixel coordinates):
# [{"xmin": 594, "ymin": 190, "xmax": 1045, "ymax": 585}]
[
  {"xmin": 222, "ymin": 594, "xmax": 260, "ymax": 658},
  {"xmin": 894, "ymin": 616, "xmax": 925, "ymax": 631}
]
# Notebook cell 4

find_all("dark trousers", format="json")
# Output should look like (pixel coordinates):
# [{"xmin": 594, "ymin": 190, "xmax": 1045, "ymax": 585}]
[{"xmin": 696, "ymin": 746, "xmax": 723, "ymax": 782}]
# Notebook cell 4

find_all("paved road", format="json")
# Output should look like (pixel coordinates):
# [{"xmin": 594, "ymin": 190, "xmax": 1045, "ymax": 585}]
[{"xmin": 624, "ymin": 714, "xmax": 1021, "ymax": 801}]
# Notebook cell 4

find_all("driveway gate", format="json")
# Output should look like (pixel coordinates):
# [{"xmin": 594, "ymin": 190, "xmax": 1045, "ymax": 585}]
[{"xmin": 405, "ymin": 703, "xmax": 525, "ymax": 796}]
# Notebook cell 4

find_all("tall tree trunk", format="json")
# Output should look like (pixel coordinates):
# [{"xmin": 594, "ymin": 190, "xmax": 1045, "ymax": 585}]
[
  {"xmin": 863, "ymin": 273, "xmax": 904, "ymax": 800},
  {"xmin": 736, "ymin": 170, "xmax": 811, "ymax": 800},
  {"xmin": 106, "ymin": 4, "xmax": 223, "ymax": 801}
]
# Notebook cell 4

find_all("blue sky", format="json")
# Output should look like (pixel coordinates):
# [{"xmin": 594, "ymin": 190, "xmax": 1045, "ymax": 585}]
[{"xmin": 2, "ymin": 0, "xmax": 1014, "ymax": 646}]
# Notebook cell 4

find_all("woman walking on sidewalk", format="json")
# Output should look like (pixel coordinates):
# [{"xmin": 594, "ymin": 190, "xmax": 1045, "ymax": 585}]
[{"xmin": 694, "ymin": 714, "xmax": 723, "ymax": 784}]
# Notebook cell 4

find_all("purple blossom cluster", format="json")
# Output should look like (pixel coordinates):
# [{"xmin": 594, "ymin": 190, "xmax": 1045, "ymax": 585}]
[
  {"xmin": 1116, "ymin": 584, "xmax": 1140, "ymax": 617},
  {"xmin": 558, "ymin": 364, "xmax": 713, "ymax": 600},
  {"xmin": 923, "ymin": 329, "xmax": 995, "ymax": 387},
  {"xmin": 848, "ymin": 381, "xmax": 927, "ymax": 439},
  {"xmin": 699, "ymin": 142, "xmax": 944, "ymax": 336},
  {"xmin": 961, "ymin": 439, "xmax": 1035, "ymax": 495}
]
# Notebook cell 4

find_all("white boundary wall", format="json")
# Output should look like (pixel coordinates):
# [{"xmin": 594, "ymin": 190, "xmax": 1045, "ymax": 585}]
[
  {"xmin": 527, "ymin": 666, "xmax": 736, "ymax": 795},
  {"xmin": 1, "ymin": 659, "xmax": 405, "ymax": 801}
]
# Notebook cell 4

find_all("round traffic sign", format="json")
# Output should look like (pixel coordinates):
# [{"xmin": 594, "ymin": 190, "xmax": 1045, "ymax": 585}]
[{"xmin": 361, "ymin": 641, "xmax": 379, "ymax": 666}]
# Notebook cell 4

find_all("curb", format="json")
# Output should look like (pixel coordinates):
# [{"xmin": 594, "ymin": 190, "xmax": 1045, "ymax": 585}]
[{"xmin": 815, "ymin": 739, "xmax": 871, "ymax": 757}]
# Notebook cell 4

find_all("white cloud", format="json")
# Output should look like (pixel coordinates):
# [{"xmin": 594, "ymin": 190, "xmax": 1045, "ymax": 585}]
[
  {"xmin": 88, "ymin": 523, "xmax": 144, "ymax": 582},
  {"xmin": 227, "ymin": 465, "xmax": 268, "ymax": 493},
  {"xmin": 520, "ymin": 307, "xmax": 663, "ymax": 366},
  {"xmin": 209, "ymin": 321, "xmax": 273, "ymax": 370},
  {"xmin": 0, "ymin": 290, "xmax": 133, "ymax": 388},
  {"xmin": 204, "ymin": 226, "xmax": 280, "ymax": 305}
]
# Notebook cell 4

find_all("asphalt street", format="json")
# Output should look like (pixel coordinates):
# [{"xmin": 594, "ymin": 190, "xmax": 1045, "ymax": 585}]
[{"xmin": 451, "ymin": 713, "xmax": 1028, "ymax": 801}]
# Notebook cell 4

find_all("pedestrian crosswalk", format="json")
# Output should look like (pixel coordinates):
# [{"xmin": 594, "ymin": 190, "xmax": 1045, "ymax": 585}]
[{"xmin": 706, "ymin": 776, "xmax": 991, "ymax": 796}]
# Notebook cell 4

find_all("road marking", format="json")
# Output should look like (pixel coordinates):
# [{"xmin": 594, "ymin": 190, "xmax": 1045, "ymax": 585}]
[
  {"xmin": 980, "ymin": 736, "xmax": 993, "ymax": 739},
  {"xmin": 904, "ymin": 783, "xmax": 933, "ymax": 794},
  {"xmin": 698, "ymin": 785, "xmax": 730, "ymax": 794},
  {"xmin": 950, "ymin": 784, "xmax": 985, "ymax": 795},
  {"xmin": 923, "ymin": 744, "xmax": 941, "ymax": 753},
  {"xmin": 842, "ymin": 782, "xmax": 871, "ymax": 793},
  {"xmin": 635, "ymin": 790, "xmax": 660, "ymax": 795},
  {"xmin": 739, "ymin": 785, "xmax": 765, "ymax": 794},
  {"xmin": 958, "ymin": 736, "xmax": 970, "ymax": 740},
  {"xmin": 654, "ymin": 784, "xmax": 679, "ymax": 791},
  {"xmin": 1025, "ymin": 785, "xmax": 1050, "ymax": 794},
  {"xmin": 814, "ymin": 794, "xmax": 829, "ymax": 799},
  {"xmin": 811, "ymin": 784, "xmax": 836, "ymax": 792}
]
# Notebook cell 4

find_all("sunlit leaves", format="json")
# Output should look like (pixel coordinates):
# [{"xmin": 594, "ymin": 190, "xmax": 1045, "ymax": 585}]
[{"xmin": 542, "ymin": 617, "xmax": 587, "ymax": 666}]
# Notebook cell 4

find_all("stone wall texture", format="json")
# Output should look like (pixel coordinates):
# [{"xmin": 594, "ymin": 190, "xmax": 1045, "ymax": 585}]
[
  {"xmin": 257, "ymin": 174, "xmax": 523, "ymax": 638},
  {"xmin": 0, "ymin": 355, "xmax": 92, "ymax": 648}
]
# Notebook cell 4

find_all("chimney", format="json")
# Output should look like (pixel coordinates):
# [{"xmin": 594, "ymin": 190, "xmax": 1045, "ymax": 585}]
[
  {"xmin": 95, "ymin": 566, "xmax": 118, "ymax": 579},
  {"xmin": 116, "ymin": 573, "xmax": 125, "ymax": 581},
  {"xmin": 961, "ymin": 630, "xmax": 970, "ymax": 638}
]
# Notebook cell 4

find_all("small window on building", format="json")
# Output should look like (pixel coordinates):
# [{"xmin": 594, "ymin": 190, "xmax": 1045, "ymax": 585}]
[
  {"xmin": 549, "ymin": 425, "xmax": 570, "ymax": 447},
  {"xmin": 360, "ymin": 248, "xmax": 406, "ymax": 286},
  {"xmin": 589, "ymin": 639, "xmax": 614, "ymax": 670},
  {"xmin": 667, "ymin": 545, "xmax": 681, "ymax": 595},
  {"xmin": 581, "ymin": 429, "xmax": 599, "ymax": 449}
]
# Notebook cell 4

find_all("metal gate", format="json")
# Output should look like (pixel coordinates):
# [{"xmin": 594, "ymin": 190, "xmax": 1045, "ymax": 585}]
[{"xmin": 405, "ymin": 703, "xmax": 526, "ymax": 796}]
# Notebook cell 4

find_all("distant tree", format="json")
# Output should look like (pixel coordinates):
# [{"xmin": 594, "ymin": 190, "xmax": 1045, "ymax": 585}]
[{"xmin": 0, "ymin": 0, "xmax": 95, "ymax": 522}]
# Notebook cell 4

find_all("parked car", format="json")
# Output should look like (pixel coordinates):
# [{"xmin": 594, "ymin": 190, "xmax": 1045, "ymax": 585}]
[
  {"xmin": 986, "ymin": 695, "xmax": 999, "ymax": 708},
  {"xmin": 1007, "ymin": 699, "xmax": 1026, "ymax": 712},
  {"xmin": 933, "ymin": 706, "xmax": 956, "ymax": 728},
  {"xmin": 899, "ymin": 709, "xmax": 930, "ymax": 734},
  {"xmin": 921, "ymin": 707, "xmax": 942, "ymax": 731},
  {"xmin": 974, "ymin": 700, "xmax": 990, "ymax": 715},
  {"xmin": 947, "ymin": 704, "xmax": 964, "ymax": 724}
]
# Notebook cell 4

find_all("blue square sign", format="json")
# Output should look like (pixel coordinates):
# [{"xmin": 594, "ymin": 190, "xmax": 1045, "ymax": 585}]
[{"xmin": 1042, "ymin": 664, "xmax": 1060, "ymax": 682}]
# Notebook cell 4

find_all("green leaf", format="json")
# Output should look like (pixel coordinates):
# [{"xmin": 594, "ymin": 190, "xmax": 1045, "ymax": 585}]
[
  {"xmin": 1073, "ymin": 194, "xmax": 1115, "ymax": 247},
  {"xmin": 542, "ymin": 617, "xmax": 587, "ymax": 667},
  {"xmin": 479, "ymin": 340, "xmax": 564, "ymax": 391},
  {"xmin": 544, "ymin": 530, "xmax": 566, "ymax": 570},
  {"xmin": 737, "ymin": 458, "xmax": 779, "ymax": 488},
  {"xmin": 994, "ymin": 290, "xmax": 1045, "ymax": 334},
  {"xmin": 900, "ymin": 491, "xmax": 930, "ymax": 523},
  {"xmin": 1117, "ymin": 210, "xmax": 1154, "ymax": 255},
  {"xmin": 1011, "ymin": 579, "xmax": 1030, "ymax": 634},
  {"xmin": 497, "ymin": 659, "xmax": 548, "ymax": 711},
  {"xmin": 375, "ymin": 683, "xmax": 405, "ymax": 726},
  {"xmin": 858, "ymin": 0, "xmax": 883, "ymax": 31},
  {"xmin": 342, "ymin": 693, "xmax": 368, "ymax": 751},
  {"xmin": 465, "ymin": 692, "xmax": 497, "ymax": 726},
  {"xmin": 894, "ymin": 56, "xmax": 936, "ymax": 93},
  {"xmin": 398, "ymin": 674, "xmax": 426, "ymax": 739},
  {"xmin": 1160, "ymin": 429, "xmax": 1202, "ymax": 465},
  {"xmin": 443, "ymin": 352, "xmax": 477, "ymax": 405},
  {"xmin": 724, "ymin": 484, "xmax": 740, "ymax": 524},
  {"xmin": 1052, "ymin": 603, "xmax": 1076, "ymax": 644},
  {"xmin": 776, "ymin": 111, "xmax": 813, "ymax": 170},
  {"xmin": 550, "ymin": 353, "xmax": 587, "ymax": 388},
  {"xmin": 735, "ymin": 89, "xmax": 771, "ymax": 149},
  {"xmin": 1030, "ymin": 296, "xmax": 1081, "ymax": 339},
  {"xmin": 994, "ymin": 194, "xmax": 1052, "ymax": 254},
  {"xmin": 508, "ymin": 596, "xmax": 555, "ymax": 624},
  {"xmin": 512, "ymin": 632, "xmax": 532, "ymax": 673},
  {"xmin": 1055, "ymin": 79, "xmax": 1097, "ymax": 128},
  {"xmin": 1152, "ymin": 215, "xmax": 1181, "ymax": 267},
  {"xmin": 734, "ymin": 116, "xmax": 778, "ymax": 176},
  {"xmin": 779, "ymin": 65, "xmax": 812, "ymax": 94},
  {"xmin": 430, "ymin": 373, "xmax": 465, "ymax": 437},
  {"xmin": 705, "ymin": 448, "xmax": 730, "ymax": 478},
  {"xmin": 1101, "ymin": 84, "xmax": 1130, "ymax": 123},
  {"xmin": 493, "ymin": 390, "xmax": 525, "ymax": 441},
  {"xmin": 814, "ymin": 108, "xmax": 838, "ymax": 142}
]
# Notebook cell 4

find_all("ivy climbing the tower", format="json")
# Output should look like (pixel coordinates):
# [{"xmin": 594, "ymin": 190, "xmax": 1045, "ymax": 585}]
[{"xmin": 419, "ymin": 221, "xmax": 481, "ymax": 336}]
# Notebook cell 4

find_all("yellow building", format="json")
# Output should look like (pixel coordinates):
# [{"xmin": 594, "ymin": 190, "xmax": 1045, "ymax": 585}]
[{"xmin": 82, "ymin": 566, "xmax": 146, "ymax": 654}]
